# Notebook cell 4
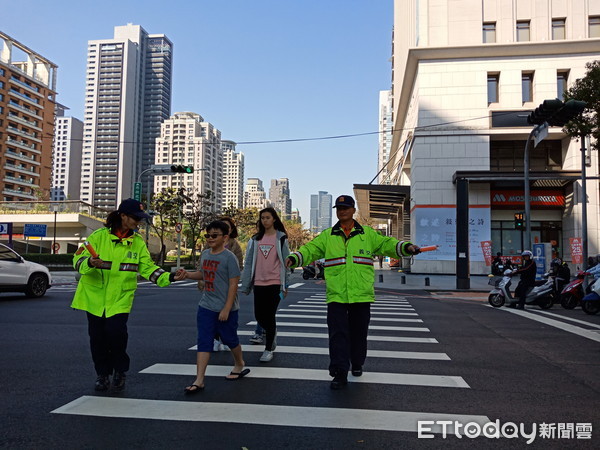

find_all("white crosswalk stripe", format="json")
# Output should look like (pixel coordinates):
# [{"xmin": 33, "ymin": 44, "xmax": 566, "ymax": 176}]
[{"xmin": 51, "ymin": 290, "xmax": 488, "ymax": 436}]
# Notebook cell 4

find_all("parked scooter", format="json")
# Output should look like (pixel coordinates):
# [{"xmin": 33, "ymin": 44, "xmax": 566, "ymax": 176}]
[
  {"xmin": 302, "ymin": 260, "xmax": 325, "ymax": 280},
  {"xmin": 560, "ymin": 271, "xmax": 588, "ymax": 309},
  {"xmin": 488, "ymin": 270, "xmax": 555, "ymax": 309},
  {"xmin": 581, "ymin": 278, "xmax": 600, "ymax": 315}
]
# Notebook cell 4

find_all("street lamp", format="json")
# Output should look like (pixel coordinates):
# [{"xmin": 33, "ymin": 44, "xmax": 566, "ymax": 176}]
[{"xmin": 50, "ymin": 203, "xmax": 58, "ymax": 254}]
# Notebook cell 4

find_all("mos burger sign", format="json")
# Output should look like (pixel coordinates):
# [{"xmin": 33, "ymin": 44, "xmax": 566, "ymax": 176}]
[{"xmin": 491, "ymin": 190, "xmax": 565, "ymax": 207}]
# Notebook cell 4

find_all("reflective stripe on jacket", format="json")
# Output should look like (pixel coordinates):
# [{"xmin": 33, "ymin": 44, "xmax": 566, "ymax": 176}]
[
  {"xmin": 289, "ymin": 221, "xmax": 413, "ymax": 304},
  {"xmin": 71, "ymin": 227, "xmax": 171, "ymax": 317}
]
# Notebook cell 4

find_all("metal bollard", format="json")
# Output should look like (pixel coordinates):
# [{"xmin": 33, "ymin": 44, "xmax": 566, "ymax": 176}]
[
  {"xmin": 401, "ymin": 275, "xmax": 406, "ymax": 284},
  {"xmin": 425, "ymin": 277, "xmax": 430, "ymax": 286},
  {"xmin": 378, "ymin": 274, "xmax": 383, "ymax": 282}
]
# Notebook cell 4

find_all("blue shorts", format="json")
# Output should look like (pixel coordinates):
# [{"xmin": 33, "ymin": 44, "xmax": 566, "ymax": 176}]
[{"xmin": 196, "ymin": 306, "xmax": 240, "ymax": 352}]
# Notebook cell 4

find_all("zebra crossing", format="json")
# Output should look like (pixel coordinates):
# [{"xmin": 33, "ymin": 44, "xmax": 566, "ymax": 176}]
[{"xmin": 52, "ymin": 290, "xmax": 490, "ymax": 435}]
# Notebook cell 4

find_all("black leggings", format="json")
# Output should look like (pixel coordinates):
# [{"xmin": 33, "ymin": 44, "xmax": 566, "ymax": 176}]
[{"xmin": 253, "ymin": 284, "xmax": 281, "ymax": 351}]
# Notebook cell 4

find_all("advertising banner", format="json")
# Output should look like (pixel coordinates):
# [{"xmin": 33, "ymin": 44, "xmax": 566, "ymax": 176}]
[
  {"xmin": 413, "ymin": 207, "xmax": 491, "ymax": 261},
  {"xmin": 570, "ymin": 237, "xmax": 583, "ymax": 265},
  {"xmin": 481, "ymin": 241, "xmax": 493, "ymax": 266}
]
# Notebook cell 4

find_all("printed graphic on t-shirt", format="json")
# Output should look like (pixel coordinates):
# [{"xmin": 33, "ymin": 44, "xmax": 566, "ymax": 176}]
[
  {"xmin": 202, "ymin": 259, "xmax": 221, "ymax": 291},
  {"xmin": 259, "ymin": 244, "xmax": 274, "ymax": 258}
]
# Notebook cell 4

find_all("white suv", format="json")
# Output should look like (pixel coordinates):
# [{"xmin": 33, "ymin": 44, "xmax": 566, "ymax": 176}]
[{"xmin": 0, "ymin": 243, "xmax": 52, "ymax": 297}]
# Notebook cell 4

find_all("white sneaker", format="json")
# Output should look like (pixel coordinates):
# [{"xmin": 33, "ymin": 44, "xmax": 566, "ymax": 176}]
[
  {"xmin": 249, "ymin": 334, "xmax": 264, "ymax": 345},
  {"xmin": 219, "ymin": 343, "xmax": 230, "ymax": 351},
  {"xmin": 213, "ymin": 339, "xmax": 221, "ymax": 352},
  {"xmin": 259, "ymin": 350, "xmax": 274, "ymax": 362}
]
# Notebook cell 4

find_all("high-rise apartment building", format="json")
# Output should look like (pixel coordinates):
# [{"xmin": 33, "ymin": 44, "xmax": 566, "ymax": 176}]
[
  {"xmin": 309, "ymin": 191, "xmax": 332, "ymax": 233},
  {"xmin": 367, "ymin": 0, "xmax": 600, "ymax": 275},
  {"xmin": 154, "ymin": 112, "xmax": 222, "ymax": 212},
  {"xmin": 244, "ymin": 178, "xmax": 270, "ymax": 209},
  {"xmin": 378, "ymin": 90, "xmax": 393, "ymax": 184},
  {"xmin": 269, "ymin": 178, "xmax": 292, "ymax": 219},
  {"xmin": 222, "ymin": 140, "xmax": 245, "ymax": 210},
  {"xmin": 80, "ymin": 24, "xmax": 173, "ymax": 210},
  {"xmin": 51, "ymin": 105, "xmax": 83, "ymax": 201},
  {"xmin": 0, "ymin": 31, "xmax": 57, "ymax": 201}
]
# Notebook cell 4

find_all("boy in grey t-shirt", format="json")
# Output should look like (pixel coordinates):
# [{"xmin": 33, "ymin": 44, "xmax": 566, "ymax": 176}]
[{"xmin": 175, "ymin": 220, "xmax": 249, "ymax": 393}]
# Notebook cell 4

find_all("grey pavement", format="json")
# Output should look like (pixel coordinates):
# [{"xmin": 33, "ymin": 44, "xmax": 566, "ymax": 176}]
[{"xmin": 50, "ymin": 266, "xmax": 492, "ymax": 292}]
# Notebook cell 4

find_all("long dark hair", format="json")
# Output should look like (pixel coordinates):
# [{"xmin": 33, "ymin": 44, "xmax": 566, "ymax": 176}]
[
  {"xmin": 255, "ymin": 207, "xmax": 286, "ymax": 241},
  {"xmin": 218, "ymin": 216, "xmax": 238, "ymax": 239},
  {"xmin": 105, "ymin": 210, "xmax": 123, "ymax": 233}
]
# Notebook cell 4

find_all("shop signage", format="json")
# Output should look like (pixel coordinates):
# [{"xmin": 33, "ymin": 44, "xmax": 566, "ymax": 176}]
[
  {"xmin": 490, "ymin": 190, "xmax": 565, "ymax": 207},
  {"xmin": 570, "ymin": 237, "xmax": 583, "ymax": 265},
  {"xmin": 481, "ymin": 241, "xmax": 493, "ymax": 266}
]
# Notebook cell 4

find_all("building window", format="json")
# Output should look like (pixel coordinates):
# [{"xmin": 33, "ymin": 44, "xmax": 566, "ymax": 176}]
[
  {"xmin": 557, "ymin": 70, "xmax": 569, "ymax": 100},
  {"xmin": 590, "ymin": 16, "xmax": 600, "ymax": 38},
  {"xmin": 483, "ymin": 22, "xmax": 496, "ymax": 43},
  {"xmin": 516, "ymin": 21, "xmax": 530, "ymax": 41},
  {"xmin": 552, "ymin": 18, "xmax": 566, "ymax": 40},
  {"xmin": 522, "ymin": 72, "xmax": 534, "ymax": 103},
  {"xmin": 487, "ymin": 73, "xmax": 499, "ymax": 104}
]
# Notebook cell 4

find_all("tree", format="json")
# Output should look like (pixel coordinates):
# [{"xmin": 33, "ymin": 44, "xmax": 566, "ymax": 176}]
[
  {"xmin": 220, "ymin": 205, "xmax": 260, "ymax": 252},
  {"xmin": 150, "ymin": 188, "xmax": 180, "ymax": 265},
  {"xmin": 563, "ymin": 60, "xmax": 600, "ymax": 146},
  {"xmin": 182, "ymin": 189, "xmax": 217, "ymax": 266},
  {"xmin": 283, "ymin": 219, "xmax": 311, "ymax": 251}
]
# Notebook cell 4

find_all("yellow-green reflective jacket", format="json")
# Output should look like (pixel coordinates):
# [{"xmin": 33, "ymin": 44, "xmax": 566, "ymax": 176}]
[
  {"xmin": 71, "ymin": 227, "xmax": 171, "ymax": 317},
  {"xmin": 289, "ymin": 221, "xmax": 413, "ymax": 304}
]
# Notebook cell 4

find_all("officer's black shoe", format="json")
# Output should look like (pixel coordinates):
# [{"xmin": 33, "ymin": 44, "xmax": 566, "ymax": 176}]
[
  {"xmin": 351, "ymin": 365, "xmax": 363, "ymax": 377},
  {"xmin": 330, "ymin": 375, "xmax": 348, "ymax": 390},
  {"xmin": 112, "ymin": 371, "xmax": 126, "ymax": 391},
  {"xmin": 94, "ymin": 375, "xmax": 110, "ymax": 392}
]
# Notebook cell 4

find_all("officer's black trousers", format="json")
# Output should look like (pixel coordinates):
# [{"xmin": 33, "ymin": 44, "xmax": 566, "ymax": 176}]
[
  {"xmin": 86, "ymin": 312, "xmax": 130, "ymax": 376},
  {"xmin": 327, "ymin": 302, "xmax": 371, "ymax": 378}
]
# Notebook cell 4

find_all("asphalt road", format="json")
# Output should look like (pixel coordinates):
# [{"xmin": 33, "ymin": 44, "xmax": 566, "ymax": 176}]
[{"xmin": 1, "ymin": 273, "xmax": 599, "ymax": 449}]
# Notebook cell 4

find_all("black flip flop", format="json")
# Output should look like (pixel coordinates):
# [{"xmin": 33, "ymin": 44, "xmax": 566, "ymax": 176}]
[
  {"xmin": 226, "ymin": 368, "xmax": 250, "ymax": 380},
  {"xmin": 184, "ymin": 384, "xmax": 204, "ymax": 394}
]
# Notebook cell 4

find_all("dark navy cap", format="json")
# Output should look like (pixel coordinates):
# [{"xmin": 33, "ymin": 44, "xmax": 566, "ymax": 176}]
[
  {"xmin": 333, "ymin": 195, "xmax": 355, "ymax": 208},
  {"xmin": 118, "ymin": 198, "xmax": 151, "ymax": 220}
]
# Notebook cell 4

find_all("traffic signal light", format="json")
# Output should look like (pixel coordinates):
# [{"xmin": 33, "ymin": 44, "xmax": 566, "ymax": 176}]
[
  {"xmin": 527, "ymin": 99, "xmax": 587, "ymax": 126},
  {"xmin": 546, "ymin": 99, "xmax": 586, "ymax": 126},
  {"xmin": 514, "ymin": 212, "xmax": 525, "ymax": 230},
  {"xmin": 527, "ymin": 99, "xmax": 563, "ymax": 125},
  {"xmin": 170, "ymin": 165, "xmax": 194, "ymax": 174}
]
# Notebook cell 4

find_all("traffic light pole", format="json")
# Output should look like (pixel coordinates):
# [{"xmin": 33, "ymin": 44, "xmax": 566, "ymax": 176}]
[
  {"xmin": 523, "ymin": 126, "xmax": 537, "ymax": 251},
  {"xmin": 581, "ymin": 136, "xmax": 589, "ymax": 270}
]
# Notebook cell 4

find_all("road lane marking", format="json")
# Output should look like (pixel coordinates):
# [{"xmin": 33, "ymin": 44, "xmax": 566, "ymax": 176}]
[
  {"xmin": 190, "ymin": 345, "xmax": 449, "ymax": 360},
  {"xmin": 274, "ymin": 314, "xmax": 423, "ymax": 323},
  {"xmin": 140, "ymin": 364, "xmax": 469, "ymax": 388},
  {"xmin": 52, "ymin": 396, "xmax": 488, "ymax": 433},
  {"xmin": 298, "ymin": 301, "xmax": 412, "ymax": 307},
  {"xmin": 290, "ymin": 304, "xmax": 416, "ymax": 311},
  {"xmin": 493, "ymin": 307, "xmax": 600, "ymax": 343},
  {"xmin": 279, "ymin": 308, "xmax": 419, "ymax": 316},
  {"xmin": 288, "ymin": 283, "xmax": 304, "ymax": 288},
  {"xmin": 533, "ymin": 310, "xmax": 600, "ymax": 329},
  {"xmin": 246, "ymin": 321, "xmax": 430, "ymax": 332},
  {"xmin": 236, "ymin": 330, "xmax": 438, "ymax": 343}
]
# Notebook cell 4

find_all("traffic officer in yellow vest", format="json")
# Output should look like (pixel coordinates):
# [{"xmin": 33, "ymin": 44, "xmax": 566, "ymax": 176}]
[
  {"xmin": 71, "ymin": 198, "xmax": 185, "ymax": 392},
  {"xmin": 286, "ymin": 195, "xmax": 420, "ymax": 389}
]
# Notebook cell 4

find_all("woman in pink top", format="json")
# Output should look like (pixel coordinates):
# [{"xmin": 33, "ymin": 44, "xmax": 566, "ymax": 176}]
[{"xmin": 240, "ymin": 207, "xmax": 290, "ymax": 363}]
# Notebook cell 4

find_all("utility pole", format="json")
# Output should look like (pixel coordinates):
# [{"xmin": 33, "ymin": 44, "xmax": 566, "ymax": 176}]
[{"xmin": 580, "ymin": 136, "xmax": 589, "ymax": 270}]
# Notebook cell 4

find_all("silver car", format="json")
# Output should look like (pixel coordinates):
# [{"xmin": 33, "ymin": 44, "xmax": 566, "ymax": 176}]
[{"xmin": 0, "ymin": 243, "xmax": 52, "ymax": 297}]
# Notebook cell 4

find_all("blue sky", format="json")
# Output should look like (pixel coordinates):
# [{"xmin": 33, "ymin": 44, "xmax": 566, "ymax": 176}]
[{"xmin": 2, "ymin": 0, "xmax": 393, "ymax": 223}]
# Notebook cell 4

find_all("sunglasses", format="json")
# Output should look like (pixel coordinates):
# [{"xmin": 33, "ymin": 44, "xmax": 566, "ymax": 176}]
[{"xmin": 204, "ymin": 233, "xmax": 224, "ymax": 239}]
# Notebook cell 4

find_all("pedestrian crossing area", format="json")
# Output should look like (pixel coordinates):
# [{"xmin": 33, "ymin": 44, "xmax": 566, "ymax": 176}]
[{"xmin": 52, "ymin": 291, "xmax": 490, "ymax": 435}]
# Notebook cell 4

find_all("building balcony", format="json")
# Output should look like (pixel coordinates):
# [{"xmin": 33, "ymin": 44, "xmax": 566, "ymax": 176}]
[
  {"xmin": 5, "ymin": 150, "xmax": 39, "ymax": 165},
  {"xmin": 8, "ymin": 112, "xmax": 41, "ymax": 130},
  {"xmin": 8, "ymin": 89, "xmax": 40, "ymax": 106},
  {"xmin": 5, "ymin": 176, "xmax": 38, "ymax": 187},
  {"xmin": 7, "ymin": 101, "xmax": 42, "ymax": 119},
  {"xmin": 2, "ymin": 188, "xmax": 37, "ymax": 200},
  {"xmin": 4, "ymin": 163, "xmax": 38, "ymax": 175},
  {"xmin": 6, "ymin": 138, "xmax": 39, "ymax": 153},
  {"xmin": 7, "ymin": 126, "xmax": 41, "ymax": 143},
  {"xmin": 9, "ymin": 76, "xmax": 42, "ymax": 96}
]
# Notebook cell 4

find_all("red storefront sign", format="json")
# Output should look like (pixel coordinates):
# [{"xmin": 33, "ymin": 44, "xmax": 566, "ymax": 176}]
[
  {"xmin": 490, "ymin": 190, "xmax": 565, "ymax": 207},
  {"xmin": 481, "ymin": 241, "xmax": 493, "ymax": 266},
  {"xmin": 570, "ymin": 237, "xmax": 583, "ymax": 265}
]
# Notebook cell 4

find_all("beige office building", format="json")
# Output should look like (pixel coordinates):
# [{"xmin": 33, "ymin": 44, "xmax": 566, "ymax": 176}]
[{"xmin": 361, "ymin": 0, "xmax": 600, "ymax": 275}]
